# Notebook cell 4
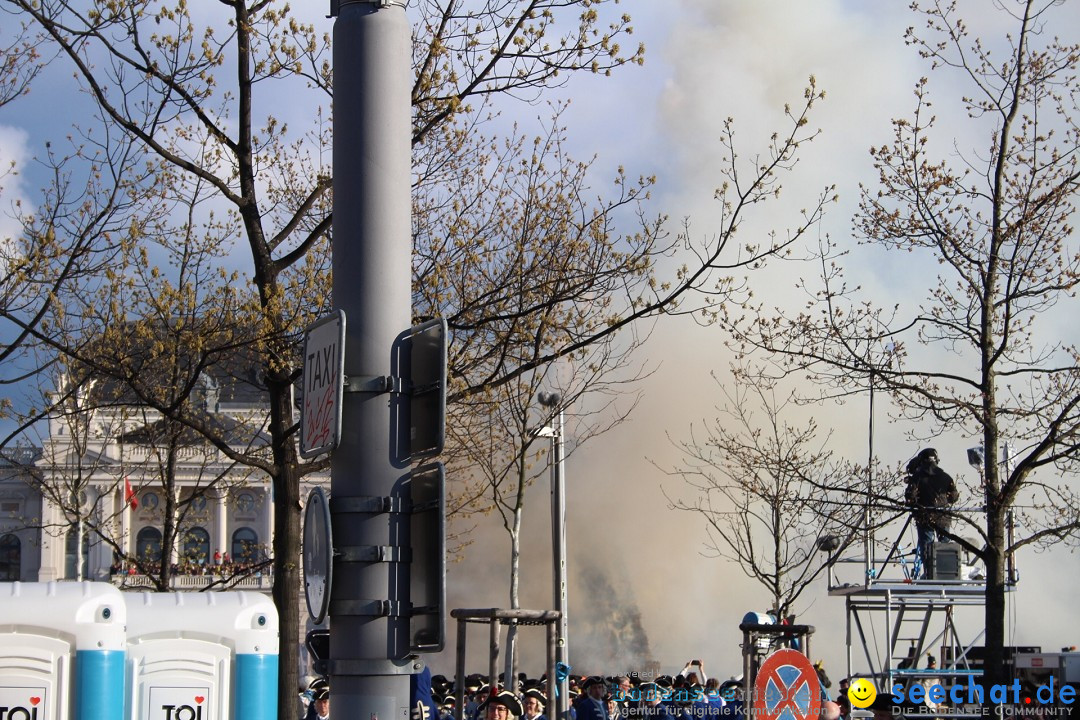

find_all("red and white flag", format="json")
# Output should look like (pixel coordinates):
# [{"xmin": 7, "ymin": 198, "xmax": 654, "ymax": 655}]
[{"xmin": 125, "ymin": 477, "xmax": 138, "ymax": 509}]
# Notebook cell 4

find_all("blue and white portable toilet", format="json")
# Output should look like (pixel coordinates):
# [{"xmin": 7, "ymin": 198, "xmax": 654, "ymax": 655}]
[
  {"xmin": 0, "ymin": 581, "xmax": 127, "ymax": 720},
  {"xmin": 124, "ymin": 592, "xmax": 278, "ymax": 720}
]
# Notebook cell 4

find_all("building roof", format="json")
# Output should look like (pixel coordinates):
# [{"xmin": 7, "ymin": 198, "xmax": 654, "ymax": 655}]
[
  {"xmin": 117, "ymin": 410, "xmax": 270, "ymax": 448},
  {"xmin": 0, "ymin": 446, "xmax": 42, "ymax": 469},
  {"xmin": 69, "ymin": 320, "xmax": 277, "ymax": 412}
]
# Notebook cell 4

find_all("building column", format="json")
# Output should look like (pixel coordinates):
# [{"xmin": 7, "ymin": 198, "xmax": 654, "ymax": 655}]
[
  {"xmin": 216, "ymin": 489, "xmax": 229, "ymax": 562},
  {"xmin": 121, "ymin": 487, "xmax": 131, "ymax": 561},
  {"xmin": 36, "ymin": 496, "xmax": 60, "ymax": 582},
  {"xmin": 91, "ymin": 486, "xmax": 113, "ymax": 579},
  {"xmin": 264, "ymin": 483, "xmax": 274, "ymax": 562}
]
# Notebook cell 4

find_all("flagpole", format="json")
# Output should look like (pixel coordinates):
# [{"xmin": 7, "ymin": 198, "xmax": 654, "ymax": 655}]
[{"xmin": 123, "ymin": 477, "xmax": 134, "ymax": 566}]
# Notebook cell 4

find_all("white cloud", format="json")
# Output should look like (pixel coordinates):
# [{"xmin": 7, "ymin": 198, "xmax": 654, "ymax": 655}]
[{"xmin": 0, "ymin": 123, "xmax": 32, "ymax": 246}]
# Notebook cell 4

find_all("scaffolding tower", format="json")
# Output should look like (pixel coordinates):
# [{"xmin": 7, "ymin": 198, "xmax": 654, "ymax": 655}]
[{"xmin": 828, "ymin": 509, "xmax": 1018, "ymax": 715}]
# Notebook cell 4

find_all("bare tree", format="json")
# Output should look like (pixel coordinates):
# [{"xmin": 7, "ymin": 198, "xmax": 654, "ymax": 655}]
[
  {"xmin": 0, "ymin": 135, "xmax": 143, "ymax": 439},
  {"xmin": 418, "ymin": 78, "xmax": 836, "ymax": 403},
  {"xmin": 32, "ymin": 371, "xmax": 261, "ymax": 591},
  {"xmin": 3, "ymin": 1, "xmax": 652, "ymax": 711},
  {"xmin": 723, "ymin": 0, "xmax": 1080, "ymax": 688},
  {"xmin": 462, "ymin": 349, "xmax": 644, "ymax": 687},
  {"xmin": 6, "ymin": 1, "xmax": 837, "ymax": 710},
  {"xmin": 664, "ymin": 367, "xmax": 861, "ymax": 622},
  {"xmin": 0, "ymin": 14, "xmax": 43, "ymax": 107}
]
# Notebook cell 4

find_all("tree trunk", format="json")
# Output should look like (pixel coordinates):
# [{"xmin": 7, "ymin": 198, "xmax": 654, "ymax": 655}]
[
  {"xmin": 504, "ymin": 457, "xmax": 527, "ymax": 693},
  {"xmin": 505, "ymin": 515, "xmax": 522, "ymax": 692},
  {"xmin": 159, "ymin": 455, "xmax": 179, "ymax": 591},
  {"xmin": 982, "ymin": 508, "xmax": 1008, "ymax": 692},
  {"xmin": 270, "ymin": 379, "xmax": 302, "ymax": 720}
]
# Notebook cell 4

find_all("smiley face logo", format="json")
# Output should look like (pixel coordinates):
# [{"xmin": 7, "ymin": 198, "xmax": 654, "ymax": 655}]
[{"xmin": 847, "ymin": 678, "xmax": 877, "ymax": 709}]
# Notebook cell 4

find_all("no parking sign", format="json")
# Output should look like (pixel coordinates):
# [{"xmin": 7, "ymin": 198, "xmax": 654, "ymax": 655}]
[{"xmin": 752, "ymin": 648, "xmax": 823, "ymax": 720}]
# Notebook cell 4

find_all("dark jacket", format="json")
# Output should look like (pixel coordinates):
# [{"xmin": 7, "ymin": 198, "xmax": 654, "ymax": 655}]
[
  {"xmin": 906, "ymin": 464, "xmax": 959, "ymax": 531},
  {"xmin": 573, "ymin": 696, "xmax": 609, "ymax": 720},
  {"xmin": 905, "ymin": 465, "xmax": 958, "ymax": 508}
]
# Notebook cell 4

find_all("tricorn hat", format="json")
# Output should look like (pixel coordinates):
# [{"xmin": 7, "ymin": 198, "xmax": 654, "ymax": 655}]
[
  {"xmin": 478, "ymin": 689, "xmax": 523, "ymax": 717},
  {"xmin": 523, "ymin": 688, "xmax": 547, "ymax": 707}
]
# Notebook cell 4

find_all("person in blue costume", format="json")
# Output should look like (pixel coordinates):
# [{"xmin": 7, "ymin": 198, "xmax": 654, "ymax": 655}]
[
  {"xmin": 303, "ymin": 677, "xmax": 329, "ymax": 720},
  {"xmin": 701, "ymin": 678, "xmax": 726, "ymax": 716},
  {"xmin": 479, "ymin": 690, "xmax": 524, "ymax": 720},
  {"xmin": 411, "ymin": 666, "xmax": 441, "ymax": 720},
  {"xmin": 573, "ymin": 677, "xmax": 609, "ymax": 720},
  {"xmin": 311, "ymin": 686, "xmax": 330, "ymax": 720},
  {"xmin": 636, "ymin": 682, "xmax": 676, "ymax": 720}
]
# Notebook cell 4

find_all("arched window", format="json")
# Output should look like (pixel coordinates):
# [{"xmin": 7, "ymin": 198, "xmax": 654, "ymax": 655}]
[
  {"xmin": 0, "ymin": 533, "xmax": 20, "ymax": 581},
  {"xmin": 231, "ymin": 527, "xmax": 259, "ymax": 565},
  {"xmin": 135, "ymin": 527, "xmax": 162, "ymax": 561},
  {"xmin": 183, "ymin": 526, "xmax": 210, "ymax": 565},
  {"xmin": 64, "ymin": 529, "xmax": 90, "ymax": 580}
]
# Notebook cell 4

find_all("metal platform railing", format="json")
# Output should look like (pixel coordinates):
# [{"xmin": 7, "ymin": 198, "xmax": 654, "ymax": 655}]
[{"xmin": 826, "ymin": 506, "xmax": 1017, "ymax": 594}]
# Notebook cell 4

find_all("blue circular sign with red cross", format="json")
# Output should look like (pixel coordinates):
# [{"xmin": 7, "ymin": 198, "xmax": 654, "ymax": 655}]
[{"xmin": 753, "ymin": 648, "xmax": 823, "ymax": 720}]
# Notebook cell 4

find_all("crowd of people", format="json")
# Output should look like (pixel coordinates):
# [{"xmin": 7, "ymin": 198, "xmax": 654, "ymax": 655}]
[
  {"xmin": 109, "ymin": 554, "xmax": 273, "ymax": 578},
  {"xmin": 299, "ymin": 661, "xmax": 859, "ymax": 720}
]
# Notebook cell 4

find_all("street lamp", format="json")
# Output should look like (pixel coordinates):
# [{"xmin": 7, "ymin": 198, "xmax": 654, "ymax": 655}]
[
  {"xmin": 967, "ymin": 446, "xmax": 984, "ymax": 468},
  {"xmin": 537, "ymin": 392, "xmax": 568, "ymax": 720},
  {"xmin": 974, "ymin": 443, "xmax": 1019, "ymax": 584}
]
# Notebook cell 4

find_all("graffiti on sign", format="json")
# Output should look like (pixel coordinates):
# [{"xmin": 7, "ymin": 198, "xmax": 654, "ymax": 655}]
[{"xmin": 300, "ymin": 311, "xmax": 345, "ymax": 458}]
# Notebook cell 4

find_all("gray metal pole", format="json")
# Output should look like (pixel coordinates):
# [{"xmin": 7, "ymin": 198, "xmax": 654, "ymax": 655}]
[
  {"xmin": 330, "ymin": 0, "xmax": 413, "ymax": 718},
  {"xmin": 489, "ymin": 618, "xmax": 501, "ymax": 691},
  {"xmin": 546, "ymin": 621, "xmax": 557, "ymax": 715},
  {"xmin": 551, "ymin": 407, "xmax": 569, "ymax": 720},
  {"xmin": 455, "ymin": 617, "xmax": 467, "ymax": 720},
  {"xmin": 742, "ymin": 630, "xmax": 752, "ymax": 709}
]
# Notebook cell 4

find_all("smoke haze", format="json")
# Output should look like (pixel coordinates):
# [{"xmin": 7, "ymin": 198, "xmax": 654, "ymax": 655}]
[{"xmin": 427, "ymin": 0, "xmax": 1080, "ymax": 686}]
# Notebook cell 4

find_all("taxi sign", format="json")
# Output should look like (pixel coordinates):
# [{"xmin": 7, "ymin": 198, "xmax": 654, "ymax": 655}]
[
  {"xmin": 300, "ymin": 311, "xmax": 345, "ymax": 458},
  {"xmin": 753, "ymin": 648, "xmax": 823, "ymax": 720}
]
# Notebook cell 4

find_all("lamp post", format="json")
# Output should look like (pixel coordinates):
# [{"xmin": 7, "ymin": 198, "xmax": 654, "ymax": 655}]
[
  {"xmin": 969, "ymin": 444, "xmax": 1017, "ymax": 583},
  {"xmin": 330, "ymin": 0, "xmax": 412, "ymax": 716},
  {"xmin": 864, "ymin": 342, "xmax": 895, "ymax": 583},
  {"xmin": 537, "ymin": 392, "xmax": 568, "ymax": 720}
]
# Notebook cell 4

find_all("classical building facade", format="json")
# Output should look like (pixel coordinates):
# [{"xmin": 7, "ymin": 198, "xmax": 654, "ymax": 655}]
[{"xmin": 0, "ymin": 370, "xmax": 327, "ymax": 589}]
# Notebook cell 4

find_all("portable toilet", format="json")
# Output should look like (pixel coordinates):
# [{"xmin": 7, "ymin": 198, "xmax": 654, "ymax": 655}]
[
  {"xmin": 0, "ymin": 581, "xmax": 128, "ymax": 720},
  {"xmin": 124, "ymin": 592, "xmax": 278, "ymax": 720}
]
